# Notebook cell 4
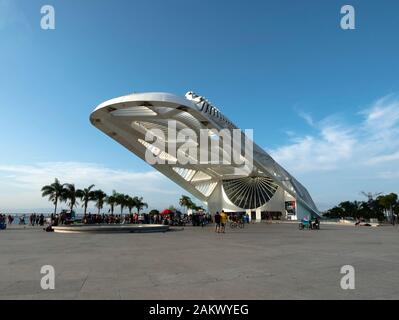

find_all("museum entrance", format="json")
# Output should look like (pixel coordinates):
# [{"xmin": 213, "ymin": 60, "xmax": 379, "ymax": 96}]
[{"xmin": 261, "ymin": 211, "xmax": 282, "ymax": 221}]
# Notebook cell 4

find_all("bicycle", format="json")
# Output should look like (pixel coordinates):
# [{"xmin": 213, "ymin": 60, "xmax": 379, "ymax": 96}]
[{"xmin": 230, "ymin": 220, "xmax": 244, "ymax": 229}]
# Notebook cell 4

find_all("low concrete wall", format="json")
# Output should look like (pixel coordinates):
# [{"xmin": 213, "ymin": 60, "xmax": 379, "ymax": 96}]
[{"xmin": 53, "ymin": 224, "xmax": 169, "ymax": 233}]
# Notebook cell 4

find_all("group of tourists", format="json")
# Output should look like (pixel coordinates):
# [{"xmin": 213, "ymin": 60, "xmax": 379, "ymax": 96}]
[
  {"xmin": 213, "ymin": 211, "xmax": 250, "ymax": 233},
  {"xmin": 29, "ymin": 213, "xmax": 45, "ymax": 226},
  {"xmin": 214, "ymin": 210, "xmax": 228, "ymax": 233},
  {"xmin": 1, "ymin": 214, "xmax": 16, "ymax": 225},
  {"xmin": 0, "ymin": 213, "xmax": 46, "ymax": 227}
]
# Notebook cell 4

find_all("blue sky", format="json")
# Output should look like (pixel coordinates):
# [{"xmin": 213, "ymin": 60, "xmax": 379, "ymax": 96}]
[{"xmin": 0, "ymin": 0, "xmax": 398, "ymax": 212}]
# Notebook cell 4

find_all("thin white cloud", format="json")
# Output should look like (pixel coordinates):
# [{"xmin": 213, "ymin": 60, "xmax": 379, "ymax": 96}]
[
  {"xmin": 270, "ymin": 95, "xmax": 399, "ymax": 175},
  {"xmin": 378, "ymin": 170, "xmax": 399, "ymax": 180},
  {"xmin": 297, "ymin": 111, "xmax": 315, "ymax": 127},
  {"xmin": 366, "ymin": 151, "xmax": 399, "ymax": 165},
  {"xmin": 269, "ymin": 122, "xmax": 356, "ymax": 173},
  {"xmin": 363, "ymin": 95, "xmax": 399, "ymax": 129}
]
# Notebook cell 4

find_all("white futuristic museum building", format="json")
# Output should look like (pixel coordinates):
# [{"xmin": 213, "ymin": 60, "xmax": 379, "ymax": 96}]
[{"xmin": 90, "ymin": 91, "xmax": 320, "ymax": 221}]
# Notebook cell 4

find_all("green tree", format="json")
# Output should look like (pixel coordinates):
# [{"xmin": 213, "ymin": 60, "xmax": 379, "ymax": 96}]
[
  {"xmin": 323, "ymin": 206, "xmax": 344, "ymax": 219},
  {"xmin": 394, "ymin": 201, "xmax": 399, "ymax": 215},
  {"xmin": 62, "ymin": 183, "xmax": 79, "ymax": 213},
  {"xmin": 93, "ymin": 190, "xmax": 107, "ymax": 215},
  {"xmin": 77, "ymin": 184, "xmax": 95, "ymax": 215},
  {"xmin": 106, "ymin": 190, "xmax": 118, "ymax": 214},
  {"xmin": 134, "ymin": 196, "xmax": 148, "ymax": 214},
  {"xmin": 378, "ymin": 193, "xmax": 398, "ymax": 222},
  {"xmin": 125, "ymin": 195, "xmax": 136, "ymax": 214},
  {"xmin": 339, "ymin": 201, "xmax": 361, "ymax": 218},
  {"xmin": 323, "ymin": 196, "xmax": 389, "ymax": 221},
  {"xmin": 149, "ymin": 209, "xmax": 159, "ymax": 216},
  {"xmin": 41, "ymin": 178, "xmax": 65, "ymax": 215},
  {"xmin": 115, "ymin": 192, "xmax": 127, "ymax": 215},
  {"xmin": 179, "ymin": 195, "xmax": 194, "ymax": 213}
]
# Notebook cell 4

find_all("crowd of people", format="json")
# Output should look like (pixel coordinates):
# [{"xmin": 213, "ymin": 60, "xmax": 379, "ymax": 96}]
[
  {"xmin": 49, "ymin": 212, "xmax": 194, "ymax": 226},
  {"xmin": 77, "ymin": 212, "xmax": 214, "ymax": 226},
  {"xmin": 0, "ymin": 210, "xmax": 252, "ymax": 232},
  {"xmin": 80, "ymin": 213, "xmax": 149, "ymax": 225},
  {"xmin": 189, "ymin": 213, "xmax": 213, "ymax": 226}
]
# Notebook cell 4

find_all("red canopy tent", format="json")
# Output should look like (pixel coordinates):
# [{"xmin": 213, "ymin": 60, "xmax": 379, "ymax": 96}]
[{"xmin": 160, "ymin": 209, "xmax": 173, "ymax": 215}]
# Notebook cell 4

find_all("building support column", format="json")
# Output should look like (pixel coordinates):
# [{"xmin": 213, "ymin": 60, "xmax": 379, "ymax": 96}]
[
  {"xmin": 246, "ymin": 209, "xmax": 252, "ymax": 222},
  {"xmin": 256, "ymin": 208, "xmax": 261, "ymax": 222}
]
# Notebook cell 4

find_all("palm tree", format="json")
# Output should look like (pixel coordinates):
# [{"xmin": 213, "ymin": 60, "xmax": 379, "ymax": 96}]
[
  {"xmin": 93, "ymin": 190, "xmax": 107, "ymax": 215},
  {"xmin": 41, "ymin": 178, "xmax": 65, "ymax": 215},
  {"xmin": 149, "ymin": 209, "xmax": 159, "ymax": 216},
  {"xmin": 124, "ymin": 195, "xmax": 136, "ymax": 215},
  {"xmin": 179, "ymin": 195, "xmax": 193, "ymax": 213},
  {"xmin": 106, "ymin": 190, "xmax": 118, "ymax": 214},
  {"xmin": 192, "ymin": 204, "xmax": 203, "ymax": 211},
  {"xmin": 115, "ymin": 192, "xmax": 127, "ymax": 215},
  {"xmin": 378, "ymin": 193, "xmax": 398, "ymax": 223},
  {"xmin": 134, "ymin": 196, "xmax": 148, "ymax": 214},
  {"xmin": 76, "ymin": 184, "xmax": 95, "ymax": 215},
  {"xmin": 62, "ymin": 183, "xmax": 79, "ymax": 213}
]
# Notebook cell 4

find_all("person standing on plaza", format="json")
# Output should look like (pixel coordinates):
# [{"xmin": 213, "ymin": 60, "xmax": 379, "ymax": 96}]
[
  {"xmin": 214, "ymin": 211, "xmax": 221, "ymax": 233},
  {"xmin": 220, "ymin": 210, "xmax": 228, "ymax": 233}
]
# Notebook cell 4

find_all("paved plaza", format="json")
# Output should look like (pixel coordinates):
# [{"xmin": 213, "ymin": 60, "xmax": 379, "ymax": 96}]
[{"xmin": 0, "ymin": 223, "xmax": 398, "ymax": 299}]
